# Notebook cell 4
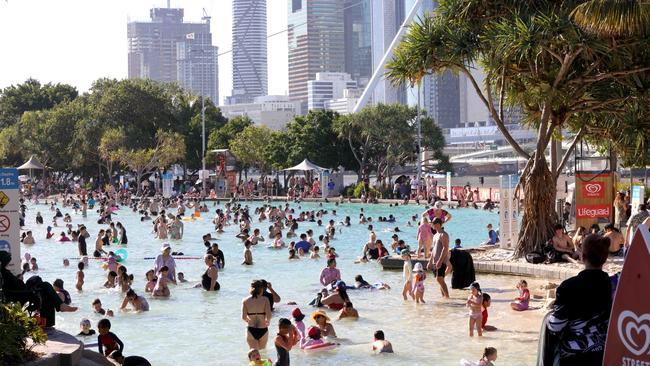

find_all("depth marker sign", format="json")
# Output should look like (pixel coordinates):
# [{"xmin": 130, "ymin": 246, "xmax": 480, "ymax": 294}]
[{"xmin": 0, "ymin": 168, "xmax": 20, "ymax": 274}]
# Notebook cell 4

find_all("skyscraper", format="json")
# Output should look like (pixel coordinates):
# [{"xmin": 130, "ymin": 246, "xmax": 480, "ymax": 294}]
[
  {"xmin": 414, "ymin": 0, "xmax": 460, "ymax": 128},
  {"xmin": 231, "ymin": 0, "xmax": 268, "ymax": 105},
  {"xmin": 127, "ymin": 6, "xmax": 218, "ymax": 103},
  {"xmin": 422, "ymin": 70, "xmax": 460, "ymax": 128},
  {"xmin": 344, "ymin": 0, "xmax": 372, "ymax": 88},
  {"xmin": 370, "ymin": 0, "xmax": 406, "ymax": 105},
  {"xmin": 288, "ymin": 0, "xmax": 345, "ymax": 110}
]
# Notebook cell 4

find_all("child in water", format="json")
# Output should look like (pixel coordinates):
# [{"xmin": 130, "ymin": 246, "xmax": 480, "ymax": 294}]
[
  {"xmin": 510, "ymin": 280, "xmax": 530, "ymax": 311},
  {"xmin": 104, "ymin": 271, "xmax": 117, "ymax": 288},
  {"xmin": 481, "ymin": 293, "xmax": 496, "ymax": 331},
  {"xmin": 247, "ymin": 349, "xmax": 271, "ymax": 366},
  {"xmin": 291, "ymin": 308, "xmax": 306, "ymax": 341},
  {"xmin": 153, "ymin": 266, "xmax": 170, "ymax": 297},
  {"xmin": 412, "ymin": 262, "xmax": 426, "ymax": 304},
  {"xmin": 274, "ymin": 318, "xmax": 300, "ymax": 366},
  {"xmin": 144, "ymin": 270, "xmax": 156, "ymax": 293},
  {"xmin": 478, "ymin": 347, "xmax": 498, "ymax": 366},
  {"xmin": 76, "ymin": 262, "xmax": 84, "ymax": 291},
  {"xmin": 372, "ymin": 330, "xmax": 394, "ymax": 353},
  {"xmin": 97, "ymin": 318, "xmax": 124, "ymax": 357},
  {"xmin": 78, "ymin": 318, "xmax": 96, "ymax": 336},
  {"xmin": 401, "ymin": 250, "xmax": 414, "ymax": 300},
  {"xmin": 467, "ymin": 282, "xmax": 483, "ymax": 337},
  {"xmin": 177, "ymin": 272, "xmax": 187, "ymax": 283},
  {"xmin": 337, "ymin": 302, "xmax": 359, "ymax": 320}
]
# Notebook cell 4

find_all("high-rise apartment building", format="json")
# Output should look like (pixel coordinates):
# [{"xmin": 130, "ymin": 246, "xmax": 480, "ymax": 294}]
[
  {"xmin": 370, "ymin": 0, "xmax": 406, "ymax": 105},
  {"xmin": 407, "ymin": 0, "xmax": 460, "ymax": 128},
  {"xmin": 421, "ymin": 70, "xmax": 460, "ymax": 129},
  {"xmin": 127, "ymin": 6, "xmax": 218, "ymax": 103},
  {"xmin": 344, "ymin": 0, "xmax": 372, "ymax": 88},
  {"xmin": 288, "ymin": 0, "xmax": 345, "ymax": 110},
  {"xmin": 231, "ymin": 0, "xmax": 268, "ymax": 104},
  {"xmin": 307, "ymin": 72, "xmax": 357, "ymax": 110}
]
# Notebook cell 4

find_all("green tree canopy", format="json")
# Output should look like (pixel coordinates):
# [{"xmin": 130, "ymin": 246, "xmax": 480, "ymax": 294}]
[
  {"xmin": 229, "ymin": 125, "xmax": 273, "ymax": 172},
  {"xmin": 208, "ymin": 115, "xmax": 253, "ymax": 150},
  {"xmin": 387, "ymin": 0, "xmax": 650, "ymax": 256},
  {"xmin": 0, "ymin": 78, "xmax": 78, "ymax": 128},
  {"xmin": 284, "ymin": 110, "xmax": 354, "ymax": 170},
  {"xmin": 334, "ymin": 104, "xmax": 449, "ymax": 182}
]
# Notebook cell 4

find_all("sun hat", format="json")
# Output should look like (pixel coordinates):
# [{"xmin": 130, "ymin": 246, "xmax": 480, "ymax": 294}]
[
  {"xmin": 160, "ymin": 243, "xmax": 171, "ymax": 252},
  {"xmin": 310, "ymin": 310, "xmax": 330, "ymax": 322},
  {"xmin": 401, "ymin": 249, "xmax": 411, "ymax": 257},
  {"xmin": 292, "ymin": 308, "xmax": 305, "ymax": 321},
  {"xmin": 413, "ymin": 262, "xmax": 424, "ymax": 272},
  {"xmin": 434, "ymin": 201, "xmax": 444, "ymax": 209},
  {"xmin": 307, "ymin": 326, "xmax": 321, "ymax": 338}
]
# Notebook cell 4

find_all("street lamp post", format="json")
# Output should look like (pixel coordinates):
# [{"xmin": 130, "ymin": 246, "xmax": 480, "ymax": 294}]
[
  {"xmin": 201, "ymin": 93, "xmax": 206, "ymax": 197},
  {"xmin": 188, "ymin": 46, "xmax": 208, "ymax": 198}
]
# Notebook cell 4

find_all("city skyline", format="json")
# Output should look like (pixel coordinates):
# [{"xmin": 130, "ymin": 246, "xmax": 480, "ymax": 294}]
[
  {"xmin": 0, "ymin": 0, "xmax": 492, "ymax": 125},
  {"xmin": 0, "ymin": 0, "xmax": 289, "ymax": 104}
]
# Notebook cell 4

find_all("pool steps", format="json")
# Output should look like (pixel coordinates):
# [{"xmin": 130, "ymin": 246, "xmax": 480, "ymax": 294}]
[
  {"xmin": 20, "ymin": 329, "xmax": 116, "ymax": 366},
  {"xmin": 380, "ymin": 256, "xmax": 580, "ymax": 281}
]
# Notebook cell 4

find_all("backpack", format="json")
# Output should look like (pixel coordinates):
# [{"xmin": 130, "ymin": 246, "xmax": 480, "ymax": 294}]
[{"xmin": 525, "ymin": 252, "xmax": 545, "ymax": 264}]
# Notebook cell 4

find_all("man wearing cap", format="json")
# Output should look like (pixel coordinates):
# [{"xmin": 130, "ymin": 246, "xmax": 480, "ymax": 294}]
[{"xmin": 427, "ymin": 218, "xmax": 450, "ymax": 298}]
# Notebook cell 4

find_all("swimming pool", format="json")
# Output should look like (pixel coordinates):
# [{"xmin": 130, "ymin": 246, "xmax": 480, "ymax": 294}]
[{"xmin": 20, "ymin": 201, "xmax": 543, "ymax": 365}]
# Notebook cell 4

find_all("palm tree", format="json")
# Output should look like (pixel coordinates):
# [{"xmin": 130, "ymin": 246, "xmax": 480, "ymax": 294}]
[
  {"xmin": 386, "ymin": 0, "xmax": 650, "ymax": 257},
  {"xmin": 571, "ymin": 0, "xmax": 650, "ymax": 37}
]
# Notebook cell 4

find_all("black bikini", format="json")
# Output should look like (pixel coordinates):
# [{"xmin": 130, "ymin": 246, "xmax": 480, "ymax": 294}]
[
  {"xmin": 247, "ymin": 326, "xmax": 268, "ymax": 340},
  {"xmin": 247, "ymin": 312, "xmax": 268, "ymax": 340}
]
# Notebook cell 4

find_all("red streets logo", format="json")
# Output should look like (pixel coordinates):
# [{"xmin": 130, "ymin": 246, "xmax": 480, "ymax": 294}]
[
  {"xmin": 581, "ymin": 182, "xmax": 605, "ymax": 198},
  {"xmin": 576, "ymin": 204, "xmax": 610, "ymax": 218}
]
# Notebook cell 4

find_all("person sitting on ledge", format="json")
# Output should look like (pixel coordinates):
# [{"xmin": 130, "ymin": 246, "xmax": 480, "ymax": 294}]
[{"xmin": 549, "ymin": 224, "xmax": 580, "ymax": 264}]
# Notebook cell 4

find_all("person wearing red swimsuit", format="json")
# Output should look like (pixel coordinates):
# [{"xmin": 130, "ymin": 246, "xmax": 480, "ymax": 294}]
[{"xmin": 97, "ymin": 318, "xmax": 124, "ymax": 357}]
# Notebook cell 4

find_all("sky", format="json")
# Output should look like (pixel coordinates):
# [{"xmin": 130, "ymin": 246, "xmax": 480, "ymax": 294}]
[{"xmin": 0, "ymin": 0, "xmax": 289, "ymax": 104}]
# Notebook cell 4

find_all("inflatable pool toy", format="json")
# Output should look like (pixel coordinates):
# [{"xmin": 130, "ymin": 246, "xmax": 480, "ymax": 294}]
[
  {"xmin": 459, "ymin": 360, "xmax": 479, "ymax": 366},
  {"xmin": 182, "ymin": 217, "xmax": 203, "ymax": 222},
  {"xmin": 303, "ymin": 342, "xmax": 337, "ymax": 352},
  {"xmin": 114, "ymin": 248, "xmax": 128, "ymax": 262},
  {"xmin": 247, "ymin": 360, "xmax": 272, "ymax": 366}
]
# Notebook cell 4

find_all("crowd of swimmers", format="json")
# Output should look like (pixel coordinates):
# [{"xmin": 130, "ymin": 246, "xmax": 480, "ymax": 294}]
[{"xmin": 10, "ymin": 191, "xmax": 515, "ymax": 365}]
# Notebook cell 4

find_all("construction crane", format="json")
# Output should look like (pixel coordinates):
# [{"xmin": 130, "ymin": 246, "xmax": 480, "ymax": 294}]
[{"xmin": 202, "ymin": 7, "xmax": 211, "ymax": 24}]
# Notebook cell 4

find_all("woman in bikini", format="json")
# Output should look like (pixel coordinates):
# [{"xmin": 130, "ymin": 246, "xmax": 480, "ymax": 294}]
[{"xmin": 242, "ymin": 280, "xmax": 272, "ymax": 349}]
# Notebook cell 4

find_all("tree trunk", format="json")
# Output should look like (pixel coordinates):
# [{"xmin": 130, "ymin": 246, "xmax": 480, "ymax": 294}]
[{"xmin": 514, "ymin": 154, "xmax": 558, "ymax": 257}]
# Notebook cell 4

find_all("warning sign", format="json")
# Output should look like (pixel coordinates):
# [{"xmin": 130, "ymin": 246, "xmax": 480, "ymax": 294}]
[
  {"xmin": 0, "ymin": 214, "xmax": 9, "ymax": 232},
  {"xmin": 0, "ymin": 168, "xmax": 19, "ymax": 275},
  {"xmin": 0, "ymin": 191, "xmax": 8, "ymax": 208}
]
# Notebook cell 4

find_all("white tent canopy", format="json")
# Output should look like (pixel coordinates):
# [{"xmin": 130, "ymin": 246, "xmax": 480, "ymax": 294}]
[
  {"xmin": 283, "ymin": 159, "xmax": 327, "ymax": 171},
  {"xmin": 17, "ymin": 155, "xmax": 45, "ymax": 170}
]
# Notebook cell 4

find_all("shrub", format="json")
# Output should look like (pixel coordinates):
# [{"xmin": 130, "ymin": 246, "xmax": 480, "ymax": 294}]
[
  {"xmin": 352, "ymin": 182, "xmax": 381, "ymax": 199},
  {"xmin": 0, "ymin": 302, "xmax": 47, "ymax": 365}
]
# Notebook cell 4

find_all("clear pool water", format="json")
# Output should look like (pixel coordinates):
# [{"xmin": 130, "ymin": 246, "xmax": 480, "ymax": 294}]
[{"xmin": 20, "ymin": 201, "xmax": 543, "ymax": 366}]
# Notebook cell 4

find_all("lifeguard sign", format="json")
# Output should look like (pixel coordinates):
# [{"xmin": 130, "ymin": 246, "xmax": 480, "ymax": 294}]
[
  {"xmin": 574, "ymin": 144, "xmax": 614, "ymax": 229},
  {"xmin": 603, "ymin": 224, "xmax": 650, "ymax": 365}
]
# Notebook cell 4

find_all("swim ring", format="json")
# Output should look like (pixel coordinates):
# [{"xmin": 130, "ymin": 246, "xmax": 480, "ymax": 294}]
[
  {"xmin": 303, "ymin": 342, "xmax": 337, "ymax": 352},
  {"xmin": 248, "ymin": 360, "xmax": 272, "ymax": 366},
  {"xmin": 114, "ymin": 248, "xmax": 128, "ymax": 262}
]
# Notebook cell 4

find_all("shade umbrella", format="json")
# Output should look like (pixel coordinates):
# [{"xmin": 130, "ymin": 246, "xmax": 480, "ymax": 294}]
[
  {"xmin": 283, "ymin": 159, "xmax": 327, "ymax": 171},
  {"xmin": 17, "ymin": 155, "xmax": 45, "ymax": 182}
]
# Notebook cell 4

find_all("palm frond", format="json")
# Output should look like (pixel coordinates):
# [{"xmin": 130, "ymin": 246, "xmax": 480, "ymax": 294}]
[{"xmin": 571, "ymin": 0, "xmax": 650, "ymax": 37}]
